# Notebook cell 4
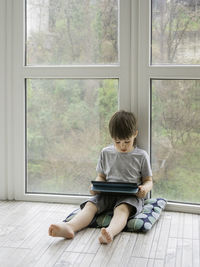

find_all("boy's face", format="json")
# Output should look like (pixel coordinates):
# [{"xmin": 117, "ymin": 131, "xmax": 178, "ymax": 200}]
[{"xmin": 113, "ymin": 131, "xmax": 138, "ymax": 153}]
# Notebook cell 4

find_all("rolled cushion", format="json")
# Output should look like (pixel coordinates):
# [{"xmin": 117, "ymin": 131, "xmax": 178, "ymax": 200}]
[{"xmin": 63, "ymin": 198, "xmax": 167, "ymax": 232}]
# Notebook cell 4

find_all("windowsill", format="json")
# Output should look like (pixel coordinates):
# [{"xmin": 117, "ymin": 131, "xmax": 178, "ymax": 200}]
[
  {"xmin": 13, "ymin": 193, "xmax": 200, "ymax": 214},
  {"xmin": 165, "ymin": 201, "xmax": 200, "ymax": 214}
]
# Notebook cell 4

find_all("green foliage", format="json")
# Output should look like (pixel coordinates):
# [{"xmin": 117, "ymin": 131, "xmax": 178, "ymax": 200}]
[
  {"xmin": 27, "ymin": 0, "xmax": 118, "ymax": 64},
  {"xmin": 152, "ymin": 80, "xmax": 200, "ymax": 203},
  {"xmin": 97, "ymin": 79, "xmax": 118, "ymax": 145},
  {"xmin": 27, "ymin": 78, "xmax": 118, "ymax": 194},
  {"xmin": 152, "ymin": 0, "xmax": 200, "ymax": 64}
]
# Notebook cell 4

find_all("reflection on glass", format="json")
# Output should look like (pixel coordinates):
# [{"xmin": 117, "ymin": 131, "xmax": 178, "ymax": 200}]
[
  {"xmin": 152, "ymin": 0, "xmax": 200, "ymax": 64},
  {"xmin": 26, "ymin": 79, "xmax": 118, "ymax": 194},
  {"xmin": 151, "ymin": 80, "xmax": 200, "ymax": 203},
  {"xmin": 26, "ymin": 0, "xmax": 118, "ymax": 65}
]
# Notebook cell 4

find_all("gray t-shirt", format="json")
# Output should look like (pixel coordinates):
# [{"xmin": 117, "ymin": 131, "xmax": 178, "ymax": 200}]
[{"xmin": 96, "ymin": 145, "xmax": 152, "ymax": 185}]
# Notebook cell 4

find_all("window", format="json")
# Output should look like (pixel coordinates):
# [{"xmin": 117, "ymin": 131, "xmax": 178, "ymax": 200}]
[
  {"xmin": 151, "ymin": 79, "xmax": 200, "ymax": 203},
  {"xmin": 26, "ymin": 0, "xmax": 119, "ymax": 65},
  {"xmin": 25, "ymin": 0, "xmax": 121, "ymax": 196},
  {"xmin": 1, "ymin": 0, "xmax": 199, "ymax": 211},
  {"xmin": 150, "ymin": 0, "xmax": 200, "ymax": 205},
  {"xmin": 132, "ymin": 0, "xmax": 200, "ymax": 211},
  {"xmin": 10, "ymin": 0, "xmax": 131, "ymax": 201},
  {"xmin": 152, "ymin": 0, "xmax": 200, "ymax": 65},
  {"xmin": 26, "ymin": 78, "xmax": 118, "ymax": 195}
]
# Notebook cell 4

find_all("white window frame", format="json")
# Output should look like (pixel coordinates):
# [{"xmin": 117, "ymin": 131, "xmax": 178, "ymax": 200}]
[
  {"xmin": 2, "ymin": 0, "xmax": 131, "ymax": 204},
  {"xmin": 0, "ymin": 0, "xmax": 199, "ymax": 213},
  {"xmin": 138, "ymin": 0, "xmax": 200, "ymax": 214}
]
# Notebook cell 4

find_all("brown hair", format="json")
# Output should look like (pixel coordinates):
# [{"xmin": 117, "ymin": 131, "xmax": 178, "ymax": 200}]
[{"xmin": 109, "ymin": 110, "xmax": 138, "ymax": 143}]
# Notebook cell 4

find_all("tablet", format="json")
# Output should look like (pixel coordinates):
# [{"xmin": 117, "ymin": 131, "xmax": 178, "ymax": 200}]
[{"xmin": 91, "ymin": 181, "xmax": 139, "ymax": 195}]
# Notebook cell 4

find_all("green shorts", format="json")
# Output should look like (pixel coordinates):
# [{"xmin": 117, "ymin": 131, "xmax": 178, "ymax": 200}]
[{"xmin": 80, "ymin": 194, "xmax": 144, "ymax": 216}]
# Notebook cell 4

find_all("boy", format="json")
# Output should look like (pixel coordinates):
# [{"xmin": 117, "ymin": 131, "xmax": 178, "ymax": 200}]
[{"xmin": 48, "ymin": 110, "xmax": 153, "ymax": 244}]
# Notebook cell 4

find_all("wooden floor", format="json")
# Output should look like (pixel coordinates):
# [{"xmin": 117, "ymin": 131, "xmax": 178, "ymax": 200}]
[{"xmin": 0, "ymin": 201, "xmax": 199, "ymax": 267}]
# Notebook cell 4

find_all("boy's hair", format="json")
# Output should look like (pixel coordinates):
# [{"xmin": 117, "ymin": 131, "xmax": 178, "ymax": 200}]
[{"xmin": 109, "ymin": 110, "xmax": 138, "ymax": 142}]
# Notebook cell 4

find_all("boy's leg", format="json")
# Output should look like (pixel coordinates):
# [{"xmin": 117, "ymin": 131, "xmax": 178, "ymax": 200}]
[
  {"xmin": 49, "ymin": 202, "xmax": 98, "ymax": 239},
  {"xmin": 99, "ymin": 203, "xmax": 132, "ymax": 244}
]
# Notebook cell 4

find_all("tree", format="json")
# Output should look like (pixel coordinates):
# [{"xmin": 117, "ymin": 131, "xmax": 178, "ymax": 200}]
[
  {"xmin": 27, "ymin": 0, "xmax": 118, "ymax": 64},
  {"xmin": 152, "ymin": 0, "xmax": 200, "ymax": 63}
]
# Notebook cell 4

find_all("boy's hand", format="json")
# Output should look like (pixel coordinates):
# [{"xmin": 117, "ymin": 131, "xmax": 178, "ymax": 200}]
[
  {"xmin": 136, "ymin": 185, "xmax": 147, "ymax": 198},
  {"xmin": 89, "ymin": 184, "xmax": 100, "ymax": 195},
  {"xmin": 90, "ymin": 173, "xmax": 106, "ymax": 195},
  {"xmin": 136, "ymin": 176, "xmax": 153, "ymax": 198}
]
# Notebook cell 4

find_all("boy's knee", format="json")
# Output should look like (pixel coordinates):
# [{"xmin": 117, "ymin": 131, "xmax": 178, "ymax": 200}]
[
  {"xmin": 114, "ymin": 203, "xmax": 132, "ymax": 215},
  {"xmin": 84, "ymin": 201, "xmax": 98, "ymax": 213}
]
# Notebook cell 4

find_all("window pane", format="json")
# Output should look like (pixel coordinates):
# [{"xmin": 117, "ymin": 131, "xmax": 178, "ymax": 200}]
[
  {"xmin": 152, "ymin": 0, "xmax": 200, "ymax": 65},
  {"xmin": 151, "ymin": 80, "xmax": 200, "ymax": 203},
  {"xmin": 26, "ymin": 0, "xmax": 119, "ymax": 65},
  {"xmin": 26, "ymin": 79, "xmax": 118, "ymax": 195}
]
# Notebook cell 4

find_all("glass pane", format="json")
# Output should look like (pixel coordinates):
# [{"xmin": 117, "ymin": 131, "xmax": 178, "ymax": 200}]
[
  {"xmin": 151, "ymin": 80, "xmax": 200, "ymax": 203},
  {"xmin": 26, "ymin": 79, "xmax": 118, "ymax": 194},
  {"xmin": 26, "ymin": 0, "xmax": 119, "ymax": 65},
  {"xmin": 152, "ymin": 0, "xmax": 200, "ymax": 64}
]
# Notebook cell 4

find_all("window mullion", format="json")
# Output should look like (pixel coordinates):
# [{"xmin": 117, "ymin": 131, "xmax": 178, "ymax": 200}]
[
  {"xmin": 23, "ymin": 66, "xmax": 120, "ymax": 79},
  {"xmin": 138, "ymin": 0, "xmax": 151, "ymax": 153},
  {"xmin": 119, "ymin": 0, "xmax": 131, "ymax": 110},
  {"xmin": 149, "ymin": 65, "xmax": 200, "ymax": 79},
  {"xmin": 130, "ymin": 0, "xmax": 139, "ymax": 117}
]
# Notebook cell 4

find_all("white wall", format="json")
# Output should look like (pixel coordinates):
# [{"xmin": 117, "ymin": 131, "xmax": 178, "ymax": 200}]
[
  {"xmin": 0, "ymin": 0, "xmax": 15, "ymax": 200},
  {"xmin": 0, "ymin": 0, "xmax": 7, "ymax": 199}
]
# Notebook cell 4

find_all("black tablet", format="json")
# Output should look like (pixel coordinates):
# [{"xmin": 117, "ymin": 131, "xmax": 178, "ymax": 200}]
[{"xmin": 91, "ymin": 181, "xmax": 139, "ymax": 195}]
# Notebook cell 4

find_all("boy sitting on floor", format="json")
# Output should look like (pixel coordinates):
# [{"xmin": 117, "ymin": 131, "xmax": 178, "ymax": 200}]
[{"xmin": 49, "ymin": 110, "xmax": 153, "ymax": 244}]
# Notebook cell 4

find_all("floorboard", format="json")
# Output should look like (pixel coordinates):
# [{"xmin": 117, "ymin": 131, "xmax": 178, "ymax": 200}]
[{"xmin": 0, "ymin": 201, "xmax": 199, "ymax": 267}]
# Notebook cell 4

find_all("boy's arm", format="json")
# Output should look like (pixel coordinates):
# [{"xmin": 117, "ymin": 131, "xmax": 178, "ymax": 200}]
[
  {"xmin": 136, "ymin": 176, "xmax": 153, "ymax": 198},
  {"xmin": 90, "ymin": 173, "xmax": 106, "ymax": 195}
]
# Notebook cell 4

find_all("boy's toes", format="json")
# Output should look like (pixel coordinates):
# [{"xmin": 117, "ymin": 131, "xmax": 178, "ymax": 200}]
[
  {"xmin": 48, "ymin": 225, "xmax": 53, "ymax": 236},
  {"xmin": 48, "ymin": 223, "xmax": 75, "ymax": 239},
  {"xmin": 99, "ymin": 228, "xmax": 113, "ymax": 244},
  {"xmin": 49, "ymin": 224, "xmax": 56, "ymax": 236}
]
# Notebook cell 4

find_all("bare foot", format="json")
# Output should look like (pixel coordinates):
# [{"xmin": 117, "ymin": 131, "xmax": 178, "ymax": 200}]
[
  {"xmin": 48, "ymin": 223, "xmax": 74, "ymax": 239},
  {"xmin": 99, "ymin": 228, "xmax": 113, "ymax": 244}
]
